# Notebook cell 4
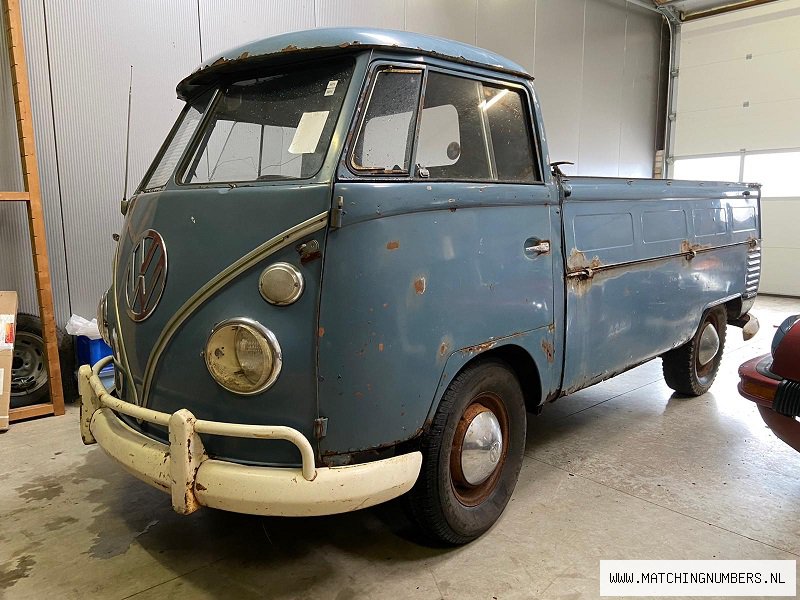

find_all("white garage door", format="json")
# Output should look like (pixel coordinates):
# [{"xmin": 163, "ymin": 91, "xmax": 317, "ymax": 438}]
[{"xmin": 671, "ymin": 0, "xmax": 800, "ymax": 296}]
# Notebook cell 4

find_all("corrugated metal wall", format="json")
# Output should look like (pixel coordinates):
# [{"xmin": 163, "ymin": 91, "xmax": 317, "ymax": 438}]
[
  {"xmin": 0, "ymin": 4, "xmax": 38, "ymax": 317},
  {"xmin": 0, "ymin": 0, "xmax": 664, "ymax": 324}
]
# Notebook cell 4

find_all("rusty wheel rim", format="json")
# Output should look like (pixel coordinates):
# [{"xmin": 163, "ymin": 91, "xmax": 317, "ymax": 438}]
[{"xmin": 450, "ymin": 392, "xmax": 509, "ymax": 507}]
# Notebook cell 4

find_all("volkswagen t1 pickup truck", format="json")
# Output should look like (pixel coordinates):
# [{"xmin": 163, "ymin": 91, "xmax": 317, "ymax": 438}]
[{"xmin": 81, "ymin": 27, "xmax": 762, "ymax": 544}]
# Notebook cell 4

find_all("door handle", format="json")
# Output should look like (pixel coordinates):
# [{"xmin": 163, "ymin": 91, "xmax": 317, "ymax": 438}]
[{"xmin": 525, "ymin": 239, "xmax": 550, "ymax": 256}]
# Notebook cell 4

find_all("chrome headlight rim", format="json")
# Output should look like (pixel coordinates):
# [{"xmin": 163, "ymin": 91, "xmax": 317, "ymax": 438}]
[
  {"xmin": 204, "ymin": 317, "xmax": 282, "ymax": 396},
  {"xmin": 97, "ymin": 290, "xmax": 110, "ymax": 344}
]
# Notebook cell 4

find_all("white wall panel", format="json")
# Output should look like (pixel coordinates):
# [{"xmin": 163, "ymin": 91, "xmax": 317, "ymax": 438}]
[
  {"xmin": 405, "ymin": 0, "xmax": 478, "ymax": 45},
  {"xmin": 675, "ymin": 99, "xmax": 800, "ymax": 157},
  {"xmin": 477, "ymin": 0, "xmax": 535, "ymax": 74},
  {"xmin": 533, "ymin": 0, "xmax": 585, "ymax": 172},
  {"xmin": 315, "ymin": 0, "xmax": 404, "ymax": 29},
  {"xmin": 618, "ymin": 3, "xmax": 661, "ymax": 178},
  {"xmin": 678, "ymin": 51, "xmax": 800, "ymax": 114},
  {"xmin": 761, "ymin": 199, "xmax": 800, "ymax": 296},
  {"xmin": 199, "ymin": 0, "xmax": 314, "ymax": 60},
  {"xmin": 577, "ymin": 0, "xmax": 627, "ymax": 176},
  {"xmin": 675, "ymin": 0, "xmax": 800, "ymax": 156},
  {"xmin": 45, "ymin": 0, "xmax": 201, "ymax": 319}
]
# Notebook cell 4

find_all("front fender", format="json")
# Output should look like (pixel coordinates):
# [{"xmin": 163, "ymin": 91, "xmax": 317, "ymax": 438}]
[{"xmin": 424, "ymin": 329, "xmax": 549, "ymax": 426}]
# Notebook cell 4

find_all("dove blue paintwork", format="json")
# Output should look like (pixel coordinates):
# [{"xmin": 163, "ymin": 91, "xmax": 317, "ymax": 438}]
[{"xmin": 101, "ymin": 28, "xmax": 761, "ymax": 469}]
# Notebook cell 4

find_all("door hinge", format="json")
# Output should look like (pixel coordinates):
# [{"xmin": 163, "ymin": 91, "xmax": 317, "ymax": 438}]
[
  {"xmin": 330, "ymin": 196, "xmax": 344, "ymax": 229},
  {"xmin": 313, "ymin": 417, "xmax": 328, "ymax": 440}
]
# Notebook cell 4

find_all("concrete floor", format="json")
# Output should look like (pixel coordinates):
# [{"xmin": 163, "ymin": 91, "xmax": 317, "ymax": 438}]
[{"xmin": 1, "ymin": 295, "xmax": 799, "ymax": 600}]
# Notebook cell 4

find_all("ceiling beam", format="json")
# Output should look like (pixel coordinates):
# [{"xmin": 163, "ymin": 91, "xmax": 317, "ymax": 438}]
[{"xmin": 682, "ymin": 0, "xmax": 780, "ymax": 20}]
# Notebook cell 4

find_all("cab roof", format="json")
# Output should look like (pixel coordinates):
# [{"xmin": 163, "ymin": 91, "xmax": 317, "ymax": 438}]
[{"xmin": 177, "ymin": 27, "xmax": 531, "ymax": 99}]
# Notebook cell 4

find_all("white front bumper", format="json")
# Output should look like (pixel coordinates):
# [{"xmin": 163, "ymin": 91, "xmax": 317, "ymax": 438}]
[{"xmin": 79, "ymin": 359, "xmax": 421, "ymax": 517}]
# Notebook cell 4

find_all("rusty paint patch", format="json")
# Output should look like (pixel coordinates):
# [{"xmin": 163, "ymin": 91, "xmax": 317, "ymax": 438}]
[
  {"xmin": 318, "ymin": 327, "xmax": 325, "ymax": 338},
  {"xmin": 386, "ymin": 240, "xmax": 400, "ymax": 251},
  {"xmin": 414, "ymin": 276, "xmax": 426, "ymax": 295},
  {"xmin": 541, "ymin": 339, "xmax": 555, "ymax": 363},
  {"xmin": 459, "ymin": 340, "xmax": 497, "ymax": 356},
  {"xmin": 300, "ymin": 250, "xmax": 322, "ymax": 264},
  {"xmin": 680, "ymin": 239, "xmax": 712, "ymax": 257},
  {"xmin": 281, "ymin": 44, "xmax": 300, "ymax": 52},
  {"xmin": 378, "ymin": 343, "xmax": 384, "ymax": 352},
  {"xmin": 237, "ymin": 51, "xmax": 250, "ymax": 60},
  {"xmin": 439, "ymin": 341, "xmax": 450, "ymax": 357},
  {"xmin": 548, "ymin": 322, "xmax": 556, "ymax": 334},
  {"xmin": 382, "ymin": 303, "xmax": 389, "ymax": 309},
  {"xmin": 566, "ymin": 248, "xmax": 602, "ymax": 272},
  {"xmin": 195, "ymin": 482, "xmax": 207, "ymax": 491},
  {"xmin": 354, "ymin": 391, "xmax": 364, "ymax": 399},
  {"xmin": 567, "ymin": 275, "xmax": 593, "ymax": 298}
]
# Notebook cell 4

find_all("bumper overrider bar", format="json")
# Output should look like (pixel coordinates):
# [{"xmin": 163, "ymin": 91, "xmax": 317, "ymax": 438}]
[{"xmin": 79, "ymin": 357, "xmax": 422, "ymax": 516}]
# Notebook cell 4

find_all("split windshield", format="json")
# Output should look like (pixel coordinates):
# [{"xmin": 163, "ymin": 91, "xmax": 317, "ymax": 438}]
[{"xmin": 141, "ymin": 59, "xmax": 352, "ymax": 191}]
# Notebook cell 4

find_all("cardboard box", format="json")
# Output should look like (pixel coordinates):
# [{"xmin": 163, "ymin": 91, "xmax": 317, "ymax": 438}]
[{"xmin": 0, "ymin": 291, "xmax": 18, "ymax": 431}]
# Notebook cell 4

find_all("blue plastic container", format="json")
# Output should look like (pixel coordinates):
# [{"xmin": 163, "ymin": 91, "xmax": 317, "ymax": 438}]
[
  {"xmin": 75, "ymin": 336, "xmax": 112, "ymax": 367},
  {"xmin": 75, "ymin": 336, "xmax": 115, "ymax": 389}
]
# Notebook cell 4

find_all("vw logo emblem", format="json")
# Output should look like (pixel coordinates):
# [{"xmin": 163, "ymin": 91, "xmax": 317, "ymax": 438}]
[{"xmin": 125, "ymin": 229, "xmax": 167, "ymax": 322}]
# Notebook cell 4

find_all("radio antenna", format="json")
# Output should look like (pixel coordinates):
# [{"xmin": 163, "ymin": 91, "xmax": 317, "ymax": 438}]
[{"xmin": 122, "ymin": 65, "xmax": 133, "ymax": 201}]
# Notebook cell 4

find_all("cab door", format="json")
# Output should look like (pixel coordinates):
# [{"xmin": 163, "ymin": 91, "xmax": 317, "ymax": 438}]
[{"xmin": 316, "ymin": 64, "xmax": 557, "ymax": 458}]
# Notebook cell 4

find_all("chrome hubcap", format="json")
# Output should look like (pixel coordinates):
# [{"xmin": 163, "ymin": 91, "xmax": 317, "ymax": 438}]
[
  {"xmin": 697, "ymin": 323, "xmax": 720, "ymax": 366},
  {"xmin": 460, "ymin": 409, "xmax": 503, "ymax": 485}
]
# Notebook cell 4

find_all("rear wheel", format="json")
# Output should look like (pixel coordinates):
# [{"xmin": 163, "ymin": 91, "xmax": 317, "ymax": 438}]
[
  {"xmin": 662, "ymin": 307, "xmax": 727, "ymax": 396},
  {"xmin": 10, "ymin": 314, "xmax": 76, "ymax": 408},
  {"xmin": 407, "ymin": 359, "xmax": 526, "ymax": 544}
]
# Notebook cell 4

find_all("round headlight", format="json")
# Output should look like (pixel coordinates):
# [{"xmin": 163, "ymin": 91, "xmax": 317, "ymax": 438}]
[
  {"xmin": 771, "ymin": 315, "xmax": 800, "ymax": 356},
  {"xmin": 259, "ymin": 262, "xmax": 304, "ymax": 306},
  {"xmin": 204, "ymin": 318, "xmax": 282, "ymax": 395},
  {"xmin": 97, "ymin": 291, "xmax": 110, "ymax": 344}
]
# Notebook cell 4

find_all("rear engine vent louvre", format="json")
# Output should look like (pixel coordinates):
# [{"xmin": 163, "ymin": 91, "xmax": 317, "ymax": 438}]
[{"xmin": 745, "ymin": 246, "xmax": 761, "ymax": 298}]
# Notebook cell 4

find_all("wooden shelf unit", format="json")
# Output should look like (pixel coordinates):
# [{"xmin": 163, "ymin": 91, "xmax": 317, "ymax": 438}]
[{"xmin": 2, "ymin": 0, "xmax": 65, "ymax": 421}]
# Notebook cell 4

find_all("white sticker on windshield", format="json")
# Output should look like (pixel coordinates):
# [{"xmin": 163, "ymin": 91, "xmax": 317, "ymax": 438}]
[
  {"xmin": 324, "ymin": 80, "xmax": 338, "ymax": 96},
  {"xmin": 288, "ymin": 111, "xmax": 330, "ymax": 154}
]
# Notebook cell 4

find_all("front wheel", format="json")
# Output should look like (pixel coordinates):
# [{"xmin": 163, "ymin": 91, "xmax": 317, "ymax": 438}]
[
  {"xmin": 662, "ymin": 307, "xmax": 727, "ymax": 396},
  {"xmin": 407, "ymin": 359, "xmax": 526, "ymax": 544}
]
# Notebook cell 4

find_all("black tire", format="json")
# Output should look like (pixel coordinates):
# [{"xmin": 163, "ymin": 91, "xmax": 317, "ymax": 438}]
[
  {"xmin": 10, "ymin": 314, "xmax": 76, "ymax": 408},
  {"xmin": 407, "ymin": 358, "xmax": 526, "ymax": 545},
  {"xmin": 662, "ymin": 307, "xmax": 727, "ymax": 396}
]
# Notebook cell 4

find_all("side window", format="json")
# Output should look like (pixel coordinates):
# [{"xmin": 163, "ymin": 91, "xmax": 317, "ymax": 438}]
[
  {"xmin": 419, "ymin": 72, "xmax": 490, "ymax": 180},
  {"xmin": 352, "ymin": 69, "xmax": 422, "ymax": 173},
  {"xmin": 482, "ymin": 84, "xmax": 540, "ymax": 182},
  {"xmin": 142, "ymin": 91, "xmax": 211, "ymax": 191},
  {"xmin": 416, "ymin": 72, "xmax": 539, "ymax": 182}
]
